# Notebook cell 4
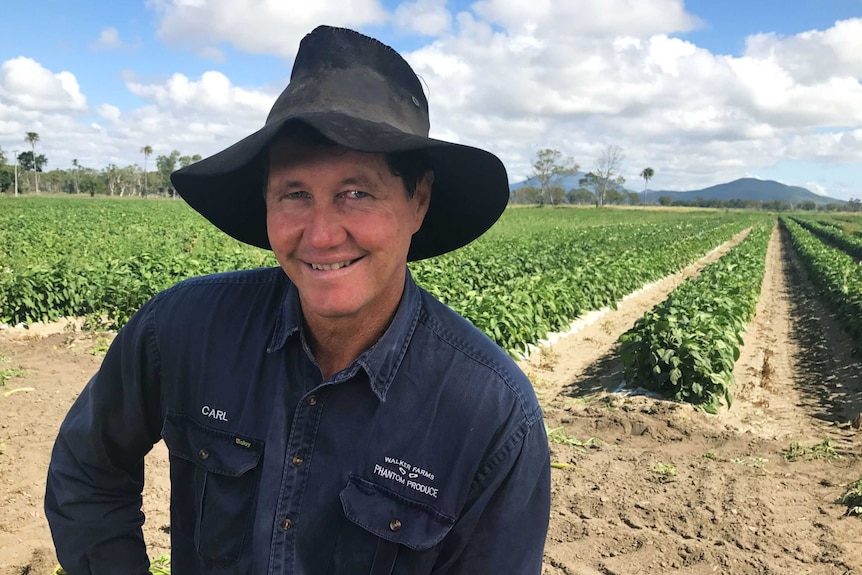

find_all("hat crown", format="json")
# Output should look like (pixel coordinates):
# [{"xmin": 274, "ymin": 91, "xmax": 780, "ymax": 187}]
[{"xmin": 266, "ymin": 26, "xmax": 430, "ymax": 137}]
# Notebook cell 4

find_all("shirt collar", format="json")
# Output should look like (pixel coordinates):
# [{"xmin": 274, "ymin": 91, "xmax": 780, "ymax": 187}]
[{"xmin": 267, "ymin": 269, "xmax": 422, "ymax": 402}]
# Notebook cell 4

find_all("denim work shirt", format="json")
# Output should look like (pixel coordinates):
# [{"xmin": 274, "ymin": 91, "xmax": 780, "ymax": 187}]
[{"xmin": 45, "ymin": 267, "xmax": 551, "ymax": 575}]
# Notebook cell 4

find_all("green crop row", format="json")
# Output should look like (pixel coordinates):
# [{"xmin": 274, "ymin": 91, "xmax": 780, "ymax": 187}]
[
  {"xmin": 791, "ymin": 217, "xmax": 862, "ymax": 261},
  {"xmin": 413, "ymin": 214, "xmax": 764, "ymax": 355},
  {"xmin": 1, "ymin": 197, "xmax": 766, "ymax": 355},
  {"xmin": 618, "ymin": 221, "xmax": 774, "ymax": 413},
  {"xmin": 782, "ymin": 217, "xmax": 862, "ymax": 351}
]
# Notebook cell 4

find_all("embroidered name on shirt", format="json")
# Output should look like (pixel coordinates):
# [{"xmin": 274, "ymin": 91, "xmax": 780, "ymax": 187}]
[
  {"xmin": 201, "ymin": 405, "xmax": 228, "ymax": 421},
  {"xmin": 374, "ymin": 456, "xmax": 438, "ymax": 498}
]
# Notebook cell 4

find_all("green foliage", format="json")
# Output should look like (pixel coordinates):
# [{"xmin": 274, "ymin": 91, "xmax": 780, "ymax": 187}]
[
  {"xmin": 782, "ymin": 217, "xmax": 862, "ymax": 352},
  {"xmin": 619, "ymin": 223, "xmax": 773, "ymax": 413},
  {"xmin": 1, "ymin": 198, "xmax": 767, "ymax": 358},
  {"xmin": 781, "ymin": 440, "xmax": 842, "ymax": 462},
  {"xmin": 837, "ymin": 476, "xmax": 862, "ymax": 517},
  {"xmin": 649, "ymin": 462, "xmax": 677, "ymax": 482},
  {"xmin": 792, "ymin": 216, "xmax": 862, "ymax": 260},
  {"xmin": 546, "ymin": 427, "xmax": 602, "ymax": 451},
  {"xmin": 0, "ymin": 197, "xmax": 275, "ymax": 328}
]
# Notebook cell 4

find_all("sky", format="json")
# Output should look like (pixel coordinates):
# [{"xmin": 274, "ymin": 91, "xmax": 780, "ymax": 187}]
[{"xmin": 1, "ymin": 0, "xmax": 861, "ymax": 200}]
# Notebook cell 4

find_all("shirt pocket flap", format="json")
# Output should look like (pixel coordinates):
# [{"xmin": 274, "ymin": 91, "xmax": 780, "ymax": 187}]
[
  {"xmin": 340, "ymin": 475, "xmax": 455, "ymax": 551},
  {"xmin": 162, "ymin": 413, "xmax": 263, "ymax": 477}
]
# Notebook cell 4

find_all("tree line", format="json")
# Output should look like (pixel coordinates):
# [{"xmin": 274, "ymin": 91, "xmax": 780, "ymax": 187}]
[
  {"xmin": 514, "ymin": 146, "xmax": 861, "ymax": 212},
  {"xmin": 515, "ymin": 146, "xmax": 652, "ymax": 207},
  {"xmin": 0, "ymin": 132, "xmax": 201, "ymax": 197}
]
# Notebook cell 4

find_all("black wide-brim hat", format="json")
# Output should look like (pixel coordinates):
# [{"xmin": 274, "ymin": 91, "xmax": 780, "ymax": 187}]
[{"xmin": 171, "ymin": 25, "xmax": 509, "ymax": 261}]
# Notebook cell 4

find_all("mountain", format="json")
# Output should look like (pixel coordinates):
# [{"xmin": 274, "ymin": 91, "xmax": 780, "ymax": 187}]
[
  {"xmin": 509, "ymin": 173, "xmax": 593, "ymax": 192},
  {"xmin": 645, "ymin": 178, "xmax": 846, "ymax": 206},
  {"xmin": 509, "ymin": 175, "xmax": 846, "ymax": 206}
]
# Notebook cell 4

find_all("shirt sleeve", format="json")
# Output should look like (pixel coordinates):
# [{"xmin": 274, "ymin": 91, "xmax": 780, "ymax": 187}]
[
  {"xmin": 432, "ymin": 405, "xmax": 551, "ymax": 574},
  {"xmin": 44, "ymin": 301, "xmax": 164, "ymax": 575}
]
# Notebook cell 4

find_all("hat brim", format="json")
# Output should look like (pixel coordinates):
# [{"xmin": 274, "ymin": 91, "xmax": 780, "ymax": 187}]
[{"xmin": 171, "ymin": 113, "xmax": 509, "ymax": 261}]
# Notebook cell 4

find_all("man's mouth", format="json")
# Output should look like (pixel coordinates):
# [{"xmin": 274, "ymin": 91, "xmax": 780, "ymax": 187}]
[{"xmin": 309, "ymin": 259, "xmax": 357, "ymax": 271}]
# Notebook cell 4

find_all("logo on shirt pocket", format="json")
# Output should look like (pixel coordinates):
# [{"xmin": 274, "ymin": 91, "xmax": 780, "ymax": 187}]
[{"xmin": 373, "ymin": 456, "xmax": 439, "ymax": 499}]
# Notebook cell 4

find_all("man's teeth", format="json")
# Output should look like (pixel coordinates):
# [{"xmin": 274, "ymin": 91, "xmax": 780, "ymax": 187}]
[{"xmin": 311, "ymin": 260, "xmax": 353, "ymax": 271}]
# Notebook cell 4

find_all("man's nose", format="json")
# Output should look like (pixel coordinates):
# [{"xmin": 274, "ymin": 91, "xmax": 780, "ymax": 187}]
[{"xmin": 305, "ymin": 202, "xmax": 347, "ymax": 248}]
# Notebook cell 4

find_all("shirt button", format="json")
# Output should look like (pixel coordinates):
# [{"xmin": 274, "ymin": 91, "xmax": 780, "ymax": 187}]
[
  {"xmin": 281, "ymin": 518, "xmax": 293, "ymax": 530},
  {"xmin": 197, "ymin": 448, "xmax": 209, "ymax": 460},
  {"xmin": 389, "ymin": 519, "xmax": 402, "ymax": 532},
  {"xmin": 307, "ymin": 395, "xmax": 317, "ymax": 406},
  {"xmin": 292, "ymin": 454, "xmax": 304, "ymax": 467}
]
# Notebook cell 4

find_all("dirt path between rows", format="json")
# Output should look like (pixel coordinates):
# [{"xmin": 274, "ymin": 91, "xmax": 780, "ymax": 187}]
[{"xmin": 1, "ymin": 221, "xmax": 861, "ymax": 574}]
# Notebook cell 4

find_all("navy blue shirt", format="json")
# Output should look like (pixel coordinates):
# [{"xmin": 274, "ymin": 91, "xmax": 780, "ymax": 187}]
[{"xmin": 45, "ymin": 267, "xmax": 550, "ymax": 574}]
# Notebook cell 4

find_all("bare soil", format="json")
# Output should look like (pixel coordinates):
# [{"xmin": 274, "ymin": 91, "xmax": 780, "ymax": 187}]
[{"xmin": 2, "ymin": 222, "xmax": 861, "ymax": 575}]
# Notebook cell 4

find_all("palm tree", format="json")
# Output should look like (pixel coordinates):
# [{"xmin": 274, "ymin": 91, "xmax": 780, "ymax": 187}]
[
  {"xmin": 25, "ymin": 132, "xmax": 40, "ymax": 193},
  {"xmin": 140, "ymin": 145, "xmax": 153, "ymax": 196},
  {"xmin": 640, "ymin": 167, "xmax": 654, "ymax": 206}
]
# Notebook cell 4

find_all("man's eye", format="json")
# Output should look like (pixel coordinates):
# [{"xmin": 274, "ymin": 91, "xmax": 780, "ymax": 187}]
[
  {"xmin": 282, "ymin": 191, "xmax": 309, "ymax": 200},
  {"xmin": 344, "ymin": 190, "xmax": 369, "ymax": 199}
]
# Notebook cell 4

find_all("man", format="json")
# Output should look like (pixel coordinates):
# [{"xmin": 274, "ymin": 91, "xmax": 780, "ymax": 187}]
[{"xmin": 46, "ymin": 25, "xmax": 550, "ymax": 574}]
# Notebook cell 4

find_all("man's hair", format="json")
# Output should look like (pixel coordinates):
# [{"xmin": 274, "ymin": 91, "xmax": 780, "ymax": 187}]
[{"xmin": 263, "ymin": 122, "xmax": 433, "ymax": 199}]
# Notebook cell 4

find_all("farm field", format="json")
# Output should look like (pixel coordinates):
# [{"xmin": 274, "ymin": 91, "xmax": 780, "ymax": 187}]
[{"xmin": 1, "ymin": 198, "xmax": 862, "ymax": 574}]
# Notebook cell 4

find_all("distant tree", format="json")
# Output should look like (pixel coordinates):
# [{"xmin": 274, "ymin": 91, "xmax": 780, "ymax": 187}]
[
  {"xmin": 532, "ymin": 149, "xmax": 579, "ymax": 206},
  {"xmin": 626, "ymin": 192, "xmax": 641, "ymax": 206},
  {"xmin": 800, "ymin": 200, "xmax": 816, "ymax": 211},
  {"xmin": 25, "ymin": 132, "xmax": 40, "ymax": 193},
  {"xmin": 178, "ymin": 154, "xmax": 203, "ymax": 169},
  {"xmin": 566, "ymin": 187, "xmax": 595, "ymax": 205},
  {"xmin": 156, "ymin": 150, "xmax": 181, "ymax": 197},
  {"xmin": 17, "ymin": 151, "xmax": 47, "ymax": 174},
  {"xmin": 848, "ymin": 198, "xmax": 862, "ymax": 212},
  {"xmin": 640, "ymin": 167, "xmax": 654, "ymax": 205},
  {"xmin": 593, "ymin": 145, "xmax": 625, "ymax": 207},
  {"xmin": 604, "ymin": 188, "xmax": 625, "ymax": 205},
  {"xmin": 140, "ymin": 145, "xmax": 153, "ymax": 196},
  {"xmin": 512, "ymin": 185, "xmax": 542, "ymax": 204},
  {"xmin": 658, "ymin": 195, "xmax": 673, "ymax": 206},
  {"xmin": 0, "ymin": 166, "xmax": 13, "ymax": 193},
  {"xmin": 0, "ymin": 146, "xmax": 6, "ymax": 166}
]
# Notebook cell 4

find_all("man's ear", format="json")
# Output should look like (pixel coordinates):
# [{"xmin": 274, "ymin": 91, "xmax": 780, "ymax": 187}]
[{"xmin": 414, "ymin": 170, "xmax": 433, "ymax": 219}]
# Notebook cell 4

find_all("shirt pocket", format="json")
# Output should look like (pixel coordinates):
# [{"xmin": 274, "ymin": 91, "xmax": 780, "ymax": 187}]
[
  {"xmin": 162, "ymin": 413, "xmax": 264, "ymax": 566},
  {"xmin": 337, "ymin": 474, "xmax": 455, "ymax": 574}
]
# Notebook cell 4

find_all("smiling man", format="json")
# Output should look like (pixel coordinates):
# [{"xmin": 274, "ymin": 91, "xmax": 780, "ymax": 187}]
[{"xmin": 45, "ymin": 26, "xmax": 550, "ymax": 575}]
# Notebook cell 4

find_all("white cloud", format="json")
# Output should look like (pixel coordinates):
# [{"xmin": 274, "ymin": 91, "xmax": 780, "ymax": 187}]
[
  {"xmin": 97, "ymin": 104, "xmax": 122, "ymax": 123},
  {"xmin": 394, "ymin": 3, "xmax": 862, "ymax": 198},
  {"xmin": 0, "ymin": 58, "xmax": 87, "ymax": 112},
  {"xmin": 148, "ymin": 0, "xmax": 388, "ymax": 57},
  {"xmin": 125, "ymin": 71, "xmax": 275, "ymax": 121},
  {"xmin": 394, "ymin": 0, "xmax": 452, "ymax": 36},
  {"xmin": 3, "ymin": 1, "xmax": 862, "ymax": 201},
  {"xmin": 92, "ymin": 27, "xmax": 125, "ymax": 51}
]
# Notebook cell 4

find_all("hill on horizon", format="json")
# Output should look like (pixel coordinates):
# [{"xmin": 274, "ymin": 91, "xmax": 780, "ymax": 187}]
[{"xmin": 510, "ymin": 175, "xmax": 847, "ymax": 206}]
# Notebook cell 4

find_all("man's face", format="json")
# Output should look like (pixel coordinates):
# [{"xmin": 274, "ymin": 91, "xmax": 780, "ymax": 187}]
[{"xmin": 266, "ymin": 138, "xmax": 431, "ymax": 328}]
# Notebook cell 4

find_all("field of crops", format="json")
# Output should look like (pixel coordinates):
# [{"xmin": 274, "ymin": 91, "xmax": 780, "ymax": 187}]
[
  {"xmin": 1, "ymin": 197, "xmax": 764, "ymax": 353},
  {"xmin": 4, "ymin": 197, "xmax": 862, "ymax": 575}
]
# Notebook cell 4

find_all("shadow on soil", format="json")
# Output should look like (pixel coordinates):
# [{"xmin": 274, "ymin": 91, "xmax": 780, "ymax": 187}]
[{"xmin": 784, "ymin": 237, "xmax": 862, "ymax": 426}]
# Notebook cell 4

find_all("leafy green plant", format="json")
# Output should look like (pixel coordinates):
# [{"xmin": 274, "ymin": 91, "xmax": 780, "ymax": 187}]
[
  {"xmin": 546, "ymin": 427, "xmax": 602, "ymax": 451},
  {"xmin": 0, "ymin": 358, "xmax": 26, "ymax": 386},
  {"xmin": 730, "ymin": 456, "xmax": 768, "ymax": 468},
  {"xmin": 650, "ymin": 462, "xmax": 677, "ymax": 483},
  {"xmin": 782, "ymin": 440, "xmax": 842, "ymax": 462},
  {"xmin": 837, "ymin": 476, "xmax": 862, "ymax": 517}
]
